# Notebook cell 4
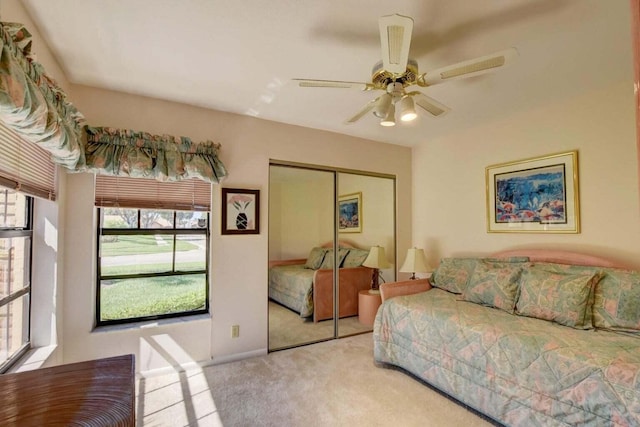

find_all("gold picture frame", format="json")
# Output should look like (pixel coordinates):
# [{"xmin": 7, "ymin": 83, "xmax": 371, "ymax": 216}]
[
  {"xmin": 338, "ymin": 192, "xmax": 362, "ymax": 233},
  {"xmin": 486, "ymin": 151, "xmax": 580, "ymax": 233}
]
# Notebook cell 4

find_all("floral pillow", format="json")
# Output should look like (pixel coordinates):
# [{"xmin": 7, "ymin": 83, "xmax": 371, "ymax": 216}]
[
  {"xmin": 460, "ymin": 263, "xmax": 524, "ymax": 313},
  {"xmin": 430, "ymin": 258, "xmax": 478, "ymax": 294},
  {"xmin": 592, "ymin": 268, "xmax": 640, "ymax": 333},
  {"xmin": 319, "ymin": 248, "xmax": 350, "ymax": 269},
  {"xmin": 431, "ymin": 257, "xmax": 529, "ymax": 294},
  {"xmin": 515, "ymin": 268, "xmax": 602, "ymax": 329},
  {"xmin": 304, "ymin": 247, "xmax": 327, "ymax": 269}
]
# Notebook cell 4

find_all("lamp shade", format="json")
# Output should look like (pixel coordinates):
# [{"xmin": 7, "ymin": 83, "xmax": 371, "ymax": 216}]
[
  {"xmin": 400, "ymin": 248, "xmax": 429, "ymax": 274},
  {"xmin": 373, "ymin": 93, "xmax": 392, "ymax": 118},
  {"xmin": 362, "ymin": 246, "xmax": 391, "ymax": 269},
  {"xmin": 398, "ymin": 95, "xmax": 417, "ymax": 122},
  {"xmin": 380, "ymin": 103, "xmax": 396, "ymax": 127}
]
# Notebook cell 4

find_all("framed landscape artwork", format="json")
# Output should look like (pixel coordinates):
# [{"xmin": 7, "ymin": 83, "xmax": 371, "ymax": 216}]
[
  {"xmin": 221, "ymin": 188, "xmax": 260, "ymax": 235},
  {"xmin": 486, "ymin": 151, "xmax": 580, "ymax": 233},
  {"xmin": 339, "ymin": 192, "xmax": 362, "ymax": 233}
]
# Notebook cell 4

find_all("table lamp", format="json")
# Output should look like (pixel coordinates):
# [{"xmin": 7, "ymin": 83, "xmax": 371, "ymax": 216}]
[
  {"xmin": 400, "ymin": 247, "xmax": 429, "ymax": 279},
  {"xmin": 362, "ymin": 245, "xmax": 391, "ymax": 293}
]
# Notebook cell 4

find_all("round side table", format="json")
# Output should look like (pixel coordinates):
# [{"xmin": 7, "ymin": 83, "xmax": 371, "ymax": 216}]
[{"xmin": 358, "ymin": 289, "xmax": 382, "ymax": 326}]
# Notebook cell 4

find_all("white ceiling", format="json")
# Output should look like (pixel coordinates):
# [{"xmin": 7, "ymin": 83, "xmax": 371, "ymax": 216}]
[{"xmin": 20, "ymin": 0, "xmax": 633, "ymax": 146}]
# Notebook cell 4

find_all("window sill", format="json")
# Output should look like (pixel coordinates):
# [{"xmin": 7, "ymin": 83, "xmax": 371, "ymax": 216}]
[
  {"xmin": 9, "ymin": 345, "xmax": 59, "ymax": 373},
  {"xmin": 92, "ymin": 313, "xmax": 211, "ymax": 333}
]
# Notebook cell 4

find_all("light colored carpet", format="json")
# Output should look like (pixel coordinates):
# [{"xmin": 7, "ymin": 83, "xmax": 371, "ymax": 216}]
[
  {"xmin": 137, "ymin": 333, "xmax": 494, "ymax": 427},
  {"xmin": 268, "ymin": 301, "xmax": 372, "ymax": 350}
]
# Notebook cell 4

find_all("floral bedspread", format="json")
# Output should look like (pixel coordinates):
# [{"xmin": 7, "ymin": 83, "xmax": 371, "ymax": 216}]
[
  {"xmin": 268, "ymin": 265, "xmax": 314, "ymax": 317},
  {"xmin": 373, "ymin": 289, "xmax": 640, "ymax": 426}
]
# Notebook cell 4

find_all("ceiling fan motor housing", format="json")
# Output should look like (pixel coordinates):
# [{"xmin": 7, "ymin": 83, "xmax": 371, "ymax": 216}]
[{"xmin": 371, "ymin": 59, "xmax": 419, "ymax": 90}]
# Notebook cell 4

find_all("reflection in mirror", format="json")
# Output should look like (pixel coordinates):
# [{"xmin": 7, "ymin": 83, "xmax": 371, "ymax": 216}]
[
  {"xmin": 268, "ymin": 165, "xmax": 396, "ymax": 350},
  {"xmin": 337, "ymin": 173, "xmax": 396, "ymax": 337},
  {"xmin": 268, "ymin": 166, "xmax": 335, "ymax": 350}
]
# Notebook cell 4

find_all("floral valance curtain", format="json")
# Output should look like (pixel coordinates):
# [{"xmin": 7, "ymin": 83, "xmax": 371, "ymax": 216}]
[
  {"xmin": 0, "ymin": 22, "xmax": 86, "ymax": 170},
  {"xmin": 84, "ymin": 126, "xmax": 227, "ymax": 183},
  {"xmin": 0, "ymin": 22, "xmax": 228, "ymax": 185}
]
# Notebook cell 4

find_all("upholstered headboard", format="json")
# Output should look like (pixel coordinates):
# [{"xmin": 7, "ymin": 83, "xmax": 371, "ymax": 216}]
[{"xmin": 491, "ymin": 249, "xmax": 628, "ymax": 269}]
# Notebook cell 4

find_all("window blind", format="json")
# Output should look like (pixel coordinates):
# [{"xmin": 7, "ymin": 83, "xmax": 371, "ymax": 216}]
[
  {"xmin": 95, "ymin": 174, "xmax": 211, "ymax": 212},
  {"xmin": 0, "ymin": 122, "xmax": 56, "ymax": 200}
]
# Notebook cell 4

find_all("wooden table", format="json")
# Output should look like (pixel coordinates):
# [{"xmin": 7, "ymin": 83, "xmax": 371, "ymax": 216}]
[{"xmin": 0, "ymin": 354, "xmax": 135, "ymax": 426}]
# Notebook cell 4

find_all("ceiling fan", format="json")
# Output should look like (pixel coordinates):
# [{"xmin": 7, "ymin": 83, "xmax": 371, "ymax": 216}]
[{"xmin": 293, "ymin": 14, "xmax": 518, "ymax": 127}]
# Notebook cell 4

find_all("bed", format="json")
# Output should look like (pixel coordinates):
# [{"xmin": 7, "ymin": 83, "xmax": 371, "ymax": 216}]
[
  {"xmin": 268, "ymin": 241, "xmax": 373, "ymax": 322},
  {"xmin": 374, "ymin": 249, "xmax": 640, "ymax": 425}
]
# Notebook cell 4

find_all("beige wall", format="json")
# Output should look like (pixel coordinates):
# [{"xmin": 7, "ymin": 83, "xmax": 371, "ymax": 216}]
[
  {"xmin": 413, "ymin": 76, "xmax": 640, "ymax": 269},
  {"xmin": 64, "ymin": 85, "xmax": 412, "ymax": 371},
  {"xmin": 409, "ymin": 1, "xmax": 640, "ymax": 270}
]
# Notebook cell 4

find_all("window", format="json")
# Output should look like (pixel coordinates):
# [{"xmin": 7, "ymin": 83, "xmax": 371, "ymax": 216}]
[
  {"xmin": 97, "ymin": 208, "xmax": 209, "ymax": 326},
  {"xmin": 0, "ymin": 188, "xmax": 32, "ymax": 372}
]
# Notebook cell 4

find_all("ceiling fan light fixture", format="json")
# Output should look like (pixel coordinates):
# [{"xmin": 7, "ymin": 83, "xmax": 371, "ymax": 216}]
[
  {"xmin": 380, "ymin": 104, "xmax": 396, "ymax": 127},
  {"xmin": 293, "ymin": 14, "xmax": 517, "ymax": 128},
  {"xmin": 373, "ymin": 93, "xmax": 392, "ymax": 118},
  {"xmin": 398, "ymin": 95, "xmax": 417, "ymax": 122}
]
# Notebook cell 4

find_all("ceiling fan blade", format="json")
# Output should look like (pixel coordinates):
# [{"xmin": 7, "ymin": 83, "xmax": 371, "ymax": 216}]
[
  {"xmin": 417, "ymin": 47, "xmax": 519, "ymax": 87},
  {"xmin": 346, "ymin": 97, "xmax": 380, "ymax": 124},
  {"xmin": 379, "ymin": 14, "xmax": 414, "ymax": 75},
  {"xmin": 409, "ymin": 92, "xmax": 451, "ymax": 118},
  {"xmin": 293, "ymin": 79, "xmax": 373, "ymax": 90}
]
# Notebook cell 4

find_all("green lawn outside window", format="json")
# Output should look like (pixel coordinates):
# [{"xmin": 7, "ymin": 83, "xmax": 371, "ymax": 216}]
[{"xmin": 97, "ymin": 208, "xmax": 209, "ymax": 325}]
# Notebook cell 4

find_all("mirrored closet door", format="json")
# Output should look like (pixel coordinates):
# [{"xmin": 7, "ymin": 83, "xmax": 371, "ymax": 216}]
[
  {"xmin": 268, "ymin": 164, "xmax": 396, "ymax": 351},
  {"xmin": 268, "ymin": 166, "xmax": 335, "ymax": 350},
  {"xmin": 337, "ymin": 172, "xmax": 396, "ymax": 338}
]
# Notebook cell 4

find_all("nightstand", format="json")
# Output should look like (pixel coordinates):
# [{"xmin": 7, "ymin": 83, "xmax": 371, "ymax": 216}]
[{"xmin": 358, "ymin": 289, "xmax": 382, "ymax": 326}]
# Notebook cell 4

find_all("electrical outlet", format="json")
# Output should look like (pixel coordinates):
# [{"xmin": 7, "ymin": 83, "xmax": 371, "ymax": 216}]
[{"xmin": 231, "ymin": 325, "xmax": 240, "ymax": 338}]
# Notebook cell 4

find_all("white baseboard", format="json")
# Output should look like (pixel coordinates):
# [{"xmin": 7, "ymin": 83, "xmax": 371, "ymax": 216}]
[
  {"xmin": 208, "ymin": 348, "xmax": 268, "ymax": 366},
  {"xmin": 139, "ymin": 348, "xmax": 268, "ymax": 378},
  {"xmin": 139, "ymin": 361, "xmax": 202, "ymax": 378}
]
